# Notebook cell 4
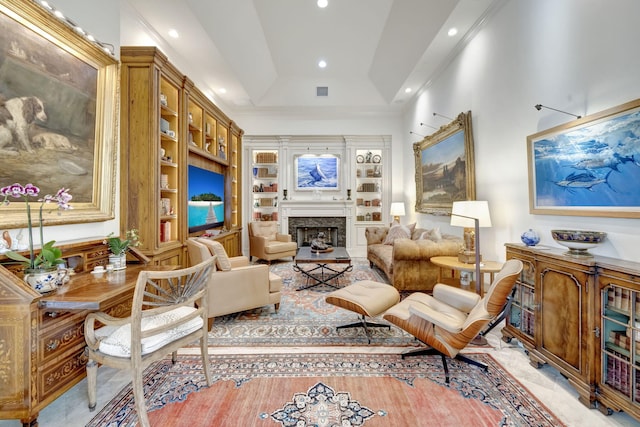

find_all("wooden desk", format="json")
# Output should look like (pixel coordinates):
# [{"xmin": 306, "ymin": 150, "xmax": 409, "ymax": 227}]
[
  {"xmin": 40, "ymin": 264, "xmax": 173, "ymax": 311},
  {"xmin": 430, "ymin": 256, "xmax": 503, "ymax": 296},
  {"xmin": 0, "ymin": 263, "xmax": 174, "ymax": 426}
]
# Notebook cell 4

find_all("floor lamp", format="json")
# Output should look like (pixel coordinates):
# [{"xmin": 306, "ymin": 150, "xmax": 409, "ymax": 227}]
[
  {"xmin": 450, "ymin": 200, "xmax": 492, "ymax": 295},
  {"xmin": 450, "ymin": 201, "xmax": 493, "ymax": 345}
]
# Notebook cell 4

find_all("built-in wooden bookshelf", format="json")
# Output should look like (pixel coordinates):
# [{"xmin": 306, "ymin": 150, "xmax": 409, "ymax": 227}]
[{"xmin": 120, "ymin": 47, "xmax": 243, "ymax": 262}]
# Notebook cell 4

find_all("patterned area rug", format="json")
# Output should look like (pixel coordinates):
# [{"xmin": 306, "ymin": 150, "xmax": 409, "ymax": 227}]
[
  {"xmin": 208, "ymin": 258, "xmax": 419, "ymax": 347},
  {"xmin": 87, "ymin": 352, "xmax": 564, "ymax": 427}
]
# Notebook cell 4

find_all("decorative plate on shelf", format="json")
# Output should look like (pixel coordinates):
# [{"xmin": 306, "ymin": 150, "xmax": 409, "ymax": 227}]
[
  {"xmin": 372, "ymin": 154, "xmax": 381, "ymax": 163},
  {"xmin": 356, "ymin": 155, "xmax": 364, "ymax": 163}
]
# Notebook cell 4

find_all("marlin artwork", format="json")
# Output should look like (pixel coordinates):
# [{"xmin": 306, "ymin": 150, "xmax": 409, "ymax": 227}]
[
  {"xmin": 296, "ymin": 155, "xmax": 339, "ymax": 190},
  {"xmin": 531, "ymin": 107, "xmax": 640, "ymax": 209}
]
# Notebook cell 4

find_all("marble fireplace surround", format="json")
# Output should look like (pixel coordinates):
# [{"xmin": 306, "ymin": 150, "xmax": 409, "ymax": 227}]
[{"xmin": 280, "ymin": 200, "xmax": 354, "ymax": 249}]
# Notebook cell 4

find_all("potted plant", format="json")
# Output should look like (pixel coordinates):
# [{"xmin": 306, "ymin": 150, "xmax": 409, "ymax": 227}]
[
  {"xmin": 104, "ymin": 229, "xmax": 140, "ymax": 269},
  {"xmin": 1, "ymin": 183, "xmax": 73, "ymax": 293}
]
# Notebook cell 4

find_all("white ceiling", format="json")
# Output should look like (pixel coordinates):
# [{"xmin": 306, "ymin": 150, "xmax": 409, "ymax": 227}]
[{"xmin": 123, "ymin": 0, "xmax": 499, "ymax": 113}]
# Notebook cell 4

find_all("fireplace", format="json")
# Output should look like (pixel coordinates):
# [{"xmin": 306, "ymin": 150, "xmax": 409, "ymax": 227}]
[
  {"xmin": 288, "ymin": 217, "xmax": 345, "ymax": 247},
  {"xmin": 280, "ymin": 200, "xmax": 353, "ymax": 249}
]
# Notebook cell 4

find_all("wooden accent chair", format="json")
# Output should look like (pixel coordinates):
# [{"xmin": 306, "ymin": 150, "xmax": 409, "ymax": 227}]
[
  {"xmin": 84, "ymin": 258, "xmax": 216, "ymax": 427},
  {"xmin": 186, "ymin": 237, "xmax": 282, "ymax": 329},
  {"xmin": 248, "ymin": 221, "xmax": 297, "ymax": 263},
  {"xmin": 383, "ymin": 259, "xmax": 523, "ymax": 383}
]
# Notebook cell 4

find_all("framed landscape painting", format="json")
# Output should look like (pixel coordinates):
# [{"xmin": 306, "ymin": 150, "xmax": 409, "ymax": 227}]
[
  {"xmin": 0, "ymin": 0, "xmax": 119, "ymax": 228},
  {"xmin": 295, "ymin": 154, "xmax": 340, "ymax": 191},
  {"xmin": 527, "ymin": 98, "xmax": 640, "ymax": 218},
  {"xmin": 414, "ymin": 111, "xmax": 476, "ymax": 214}
]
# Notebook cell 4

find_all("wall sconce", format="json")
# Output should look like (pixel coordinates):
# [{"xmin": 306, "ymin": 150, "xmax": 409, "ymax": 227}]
[
  {"xmin": 389, "ymin": 202, "xmax": 406, "ymax": 223},
  {"xmin": 534, "ymin": 104, "xmax": 582, "ymax": 119}
]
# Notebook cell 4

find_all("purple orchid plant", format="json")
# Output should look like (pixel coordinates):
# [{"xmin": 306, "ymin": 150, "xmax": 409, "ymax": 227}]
[{"xmin": 1, "ymin": 183, "xmax": 72, "ymax": 271}]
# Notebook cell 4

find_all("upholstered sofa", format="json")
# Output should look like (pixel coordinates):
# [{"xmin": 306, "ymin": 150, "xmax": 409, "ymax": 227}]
[{"xmin": 365, "ymin": 225, "xmax": 464, "ymax": 292}]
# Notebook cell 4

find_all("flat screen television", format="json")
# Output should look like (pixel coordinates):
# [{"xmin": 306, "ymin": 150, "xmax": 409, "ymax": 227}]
[{"xmin": 188, "ymin": 164, "xmax": 225, "ymax": 233}]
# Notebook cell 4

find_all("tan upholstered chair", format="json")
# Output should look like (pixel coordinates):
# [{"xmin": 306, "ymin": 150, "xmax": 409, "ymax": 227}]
[
  {"xmin": 248, "ymin": 221, "xmax": 298, "ymax": 263},
  {"xmin": 186, "ymin": 238, "xmax": 282, "ymax": 328},
  {"xmin": 84, "ymin": 258, "xmax": 215, "ymax": 427},
  {"xmin": 383, "ymin": 259, "xmax": 523, "ymax": 383}
]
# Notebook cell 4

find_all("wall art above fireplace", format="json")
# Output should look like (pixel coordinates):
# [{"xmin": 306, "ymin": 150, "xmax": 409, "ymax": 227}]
[{"xmin": 294, "ymin": 154, "xmax": 340, "ymax": 191}]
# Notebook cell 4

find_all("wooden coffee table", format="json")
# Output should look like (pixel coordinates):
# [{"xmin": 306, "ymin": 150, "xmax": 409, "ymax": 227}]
[{"xmin": 293, "ymin": 246, "xmax": 352, "ymax": 291}]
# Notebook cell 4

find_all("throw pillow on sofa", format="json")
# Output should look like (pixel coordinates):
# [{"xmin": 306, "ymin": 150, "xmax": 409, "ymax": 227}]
[
  {"xmin": 384, "ymin": 223, "xmax": 414, "ymax": 245},
  {"xmin": 420, "ymin": 227, "xmax": 442, "ymax": 242}
]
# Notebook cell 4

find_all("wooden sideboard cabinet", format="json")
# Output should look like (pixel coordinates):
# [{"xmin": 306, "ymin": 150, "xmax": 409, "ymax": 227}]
[
  {"xmin": 504, "ymin": 243, "xmax": 597, "ymax": 408},
  {"xmin": 503, "ymin": 243, "xmax": 640, "ymax": 421}
]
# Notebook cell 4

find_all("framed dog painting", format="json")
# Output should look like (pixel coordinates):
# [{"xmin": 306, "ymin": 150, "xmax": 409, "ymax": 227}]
[{"xmin": 0, "ymin": 0, "xmax": 119, "ymax": 228}]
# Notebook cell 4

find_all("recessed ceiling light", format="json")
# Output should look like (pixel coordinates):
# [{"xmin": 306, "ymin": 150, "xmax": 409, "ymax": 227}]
[
  {"xmin": 447, "ymin": 27, "xmax": 458, "ymax": 37},
  {"xmin": 318, "ymin": 59, "xmax": 327, "ymax": 68},
  {"xmin": 404, "ymin": 87, "xmax": 412, "ymax": 94},
  {"xmin": 168, "ymin": 29, "xmax": 179, "ymax": 39},
  {"xmin": 317, "ymin": 0, "xmax": 328, "ymax": 8},
  {"xmin": 218, "ymin": 88, "xmax": 227, "ymax": 94}
]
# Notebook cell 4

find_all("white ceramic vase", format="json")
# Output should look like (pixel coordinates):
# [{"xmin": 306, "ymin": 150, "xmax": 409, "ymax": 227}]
[{"xmin": 108, "ymin": 253, "xmax": 127, "ymax": 270}]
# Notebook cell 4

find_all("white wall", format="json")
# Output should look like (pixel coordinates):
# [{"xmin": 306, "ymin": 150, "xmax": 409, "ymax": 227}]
[{"xmin": 402, "ymin": 0, "xmax": 640, "ymax": 263}]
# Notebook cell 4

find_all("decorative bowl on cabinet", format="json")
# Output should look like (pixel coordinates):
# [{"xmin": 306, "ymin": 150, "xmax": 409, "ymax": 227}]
[{"xmin": 551, "ymin": 229, "xmax": 606, "ymax": 256}]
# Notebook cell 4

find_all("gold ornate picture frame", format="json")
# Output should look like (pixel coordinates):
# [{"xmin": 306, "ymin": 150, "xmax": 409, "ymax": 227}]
[
  {"xmin": 414, "ymin": 111, "xmax": 476, "ymax": 214},
  {"xmin": 528, "ymin": 98, "xmax": 640, "ymax": 218},
  {"xmin": 0, "ymin": 0, "xmax": 119, "ymax": 228}
]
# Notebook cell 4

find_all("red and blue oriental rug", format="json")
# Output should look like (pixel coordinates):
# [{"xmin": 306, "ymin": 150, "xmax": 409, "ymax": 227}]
[
  {"xmin": 86, "ymin": 352, "xmax": 564, "ymax": 426},
  {"xmin": 207, "ymin": 258, "xmax": 418, "ymax": 347}
]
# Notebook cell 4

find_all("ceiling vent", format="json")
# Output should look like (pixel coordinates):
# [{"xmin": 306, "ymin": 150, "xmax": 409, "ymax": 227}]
[{"xmin": 316, "ymin": 86, "xmax": 328, "ymax": 97}]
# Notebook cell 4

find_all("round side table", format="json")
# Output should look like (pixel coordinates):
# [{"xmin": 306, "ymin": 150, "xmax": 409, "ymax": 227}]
[{"xmin": 430, "ymin": 256, "xmax": 503, "ymax": 296}]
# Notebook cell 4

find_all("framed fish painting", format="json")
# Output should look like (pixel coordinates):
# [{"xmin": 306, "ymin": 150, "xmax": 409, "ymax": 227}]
[
  {"xmin": 294, "ymin": 154, "xmax": 340, "ymax": 191},
  {"xmin": 527, "ymin": 98, "xmax": 640, "ymax": 218}
]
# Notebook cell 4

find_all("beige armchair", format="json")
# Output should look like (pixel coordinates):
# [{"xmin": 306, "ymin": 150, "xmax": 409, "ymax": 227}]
[
  {"xmin": 383, "ymin": 259, "xmax": 523, "ymax": 383},
  {"xmin": 186, "ymin": 238, "xmax": 282, "ymax": 328},
  {"xmin": 248, "ymin": 221, "xmax": 298, "ymax": 263}
]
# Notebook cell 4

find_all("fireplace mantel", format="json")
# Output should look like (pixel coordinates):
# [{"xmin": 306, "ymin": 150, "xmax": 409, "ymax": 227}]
[
  {"xmin": 279, "ymin": 200, "xmax": 355, "ymax": 250},
  {"xmin": 280, "ymin": 200, "xmax": 354, "ymax": 217}
]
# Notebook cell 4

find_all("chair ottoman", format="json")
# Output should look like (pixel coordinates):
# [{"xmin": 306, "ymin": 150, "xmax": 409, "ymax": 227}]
[{"xmin": 325, "ymin": 280, "xmax": 400, "ymax": 343}]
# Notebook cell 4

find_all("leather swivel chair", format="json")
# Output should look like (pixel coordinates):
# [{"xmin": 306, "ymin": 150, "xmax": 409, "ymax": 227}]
[{"xmin": 383, "ymin": 259, "xmax": 523, "ymax": 383}]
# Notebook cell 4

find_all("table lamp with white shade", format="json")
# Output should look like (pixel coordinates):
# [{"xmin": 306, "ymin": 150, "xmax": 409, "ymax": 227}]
[
  {"xmin": 450, "ymin": 200, "xmax": 492, "ymax": 264},
  {"xmin": 390, "ymin": 202, "xmax": 406, "ymax": 223}
]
